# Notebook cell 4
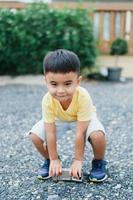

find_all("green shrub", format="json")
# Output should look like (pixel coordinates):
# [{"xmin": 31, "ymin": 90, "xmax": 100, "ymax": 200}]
[
  {"xmin": 0, "ymin": 10, "xmax": 17, "ymax": 74},
  {"xmin": 0, "ymin": 4, "xmax": 97, "ymax": 75},
  {"xmin": 110, "ymin": 38, "xmax": 128, "ymax": 55}
]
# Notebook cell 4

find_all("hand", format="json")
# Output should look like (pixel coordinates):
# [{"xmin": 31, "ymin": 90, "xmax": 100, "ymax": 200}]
[
  {"xmin": 49, "ymin": 159, "xmax": 62, "ymax": 177},
  {"xmin": 69, "ymin": 160, "xmax": 82, "ymax": 179}
]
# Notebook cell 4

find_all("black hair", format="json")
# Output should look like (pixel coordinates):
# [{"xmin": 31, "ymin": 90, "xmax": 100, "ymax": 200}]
[{"xmin": 43, "ymin": 49, "xmax": 80, "ymax": 75}]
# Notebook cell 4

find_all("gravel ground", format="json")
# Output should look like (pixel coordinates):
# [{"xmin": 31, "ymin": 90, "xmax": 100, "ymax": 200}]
[{"xmin": 0, "ymin": 80, "xmax": 133, "ymax": 200}]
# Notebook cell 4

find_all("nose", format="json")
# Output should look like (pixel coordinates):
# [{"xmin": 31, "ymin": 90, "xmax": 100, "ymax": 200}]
[{"xmin": 57, "ymin": 86, "xmax": 65, "ymax": 93}]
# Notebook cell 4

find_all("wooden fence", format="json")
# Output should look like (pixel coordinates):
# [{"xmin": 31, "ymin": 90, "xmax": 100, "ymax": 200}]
[{"xmin": 0, "ymin": 1, "xmax": 133, "ymax": 55}]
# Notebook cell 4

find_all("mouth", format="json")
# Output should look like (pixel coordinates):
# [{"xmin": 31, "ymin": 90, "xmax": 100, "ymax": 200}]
[
  {"xmin": 56, "ymin": 95, "xmax": 66, "ymax": 98},
  {"xmin": 55, "ymin": 94, "xmax": 68, "ymax": 99}
]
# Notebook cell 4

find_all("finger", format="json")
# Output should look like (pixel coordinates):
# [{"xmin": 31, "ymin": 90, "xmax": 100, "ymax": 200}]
[
  {"xmin": 76, "ymin": 170, "xmax": 81, "ymax": 179},
  {"xmin": 51, "ymin": 167, "xmax": 56, "ymax": 177},
  {"xmin": 53, "ymin": 169, "xmax": 56, "ymax": 177},
  {"xmin": 55, "ymin": 168, "xmax": 59, "ymax": 176},
  {"xmin": 73, "ymin": 170, "xmax": 79, "ymax": 179},
  {"xmin": 49, "ymin": 168, "xmax": 53, "ymax": 177},
  {"xmin": 59, "ymin": 167, "xmax": 62, "ymax": 175},
  {"xmin": 78, "ymin": 170, "xmax": 81, "ymax": 178}
]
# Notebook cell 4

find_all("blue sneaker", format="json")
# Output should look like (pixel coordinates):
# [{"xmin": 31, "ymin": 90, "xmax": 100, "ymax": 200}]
[
  {"xmin": 89, "ymin": 159, "xmax": 108, "ymax": 182},
  {"xmin": 37, "ymin": 159, "xmax": 51, "ymax": 180}
]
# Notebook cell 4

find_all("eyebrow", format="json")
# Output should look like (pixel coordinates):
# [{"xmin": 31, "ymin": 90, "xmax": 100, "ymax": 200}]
[
  {"xmin": 64, "ymin": 80, "xmax": 72, "ymax": 83},
  {"xmin": 50, "ymin": 80, "xmax": 73, "ymax": 84}
]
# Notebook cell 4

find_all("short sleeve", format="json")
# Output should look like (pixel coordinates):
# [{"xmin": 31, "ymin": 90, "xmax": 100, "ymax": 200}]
[
  {"xmin": 77, "ymin": 93, "xmax": 95, "ymax": 121},
  {"xmin": 42, "ymin": 94, "xmax": 55, "ymax": 123}
]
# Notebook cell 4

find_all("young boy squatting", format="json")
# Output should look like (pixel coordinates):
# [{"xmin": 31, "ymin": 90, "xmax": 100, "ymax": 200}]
[{"xmin": 29, "ymin": 49, "xmax": 107, "ymax": 182}]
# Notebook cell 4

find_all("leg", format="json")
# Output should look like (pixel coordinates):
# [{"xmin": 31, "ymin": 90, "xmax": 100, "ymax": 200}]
[
  {"xmin": 31, "ymin": 133, "xmax": 49, "ymax": 159},
  {"xmin": 88, "ymin": 131, "xmax": 107, "ymax": 182},
  {"xmin": 86, "ymin": 114, "xmax": 108, "ymax": 182},
  {"xmin": 28, "ymin": 120, "xmax": 50, "ymax": 179},
  {"xmin": 89, "ymin": 131, "xmax": 106, "ymax": 160}
]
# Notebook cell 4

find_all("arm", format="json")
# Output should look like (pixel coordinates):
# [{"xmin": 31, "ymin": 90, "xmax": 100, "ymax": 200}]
[
  {"xmin": 74, "ymin": 121, "xmax": 90, "ymax": 160},
  {"xmin": 45, "ymin": 122, "xmax": 58, "ymax": 160},
  {"xmin": 45, "ymin": 122, "xmax": 62, "ymax": 176},
  {"xmin": 70, "ymin": 121, "xmax": 90, "ymax": 179}
]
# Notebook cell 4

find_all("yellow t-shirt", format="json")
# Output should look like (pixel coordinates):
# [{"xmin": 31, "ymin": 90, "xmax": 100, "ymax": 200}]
[{"xmin": 42, "ymin": 86, "xmax": 96, "ymax": 123}]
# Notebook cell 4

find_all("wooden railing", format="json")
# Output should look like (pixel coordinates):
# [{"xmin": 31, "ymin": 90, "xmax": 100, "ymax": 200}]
[
  {"xmin": 0, "ymin": 1, "xmax": 133, "ymax": 55},
  {"xmin": 0, "ymin": 1, "xmax": 26, "ymax": 9}
]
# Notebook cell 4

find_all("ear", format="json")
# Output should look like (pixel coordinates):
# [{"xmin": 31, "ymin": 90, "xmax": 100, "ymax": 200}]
[{"xmin": 77, "ymin": 75, "xmax": 82, "ymax": 85}]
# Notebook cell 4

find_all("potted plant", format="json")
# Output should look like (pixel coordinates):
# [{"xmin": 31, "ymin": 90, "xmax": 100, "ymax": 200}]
[{"xmin": 107, "ymin": 38, "xmax": 128, "ymax": 81}]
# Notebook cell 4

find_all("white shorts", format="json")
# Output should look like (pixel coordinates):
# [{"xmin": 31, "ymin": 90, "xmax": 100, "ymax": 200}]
[{"xmin": 28, "ymin": 113, "xmax": 105, "ymax": 142}]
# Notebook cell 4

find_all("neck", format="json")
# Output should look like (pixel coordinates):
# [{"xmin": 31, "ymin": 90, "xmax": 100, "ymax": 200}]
[{"xmin": 60, "ymin": 98, "xmax": 72, "ymax": 111}]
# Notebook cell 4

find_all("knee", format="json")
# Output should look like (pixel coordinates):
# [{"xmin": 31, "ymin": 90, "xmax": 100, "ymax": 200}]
[
  {"xmin": 30, "ymin": 132, "xmax": 43, "ymax": 144},
  {"xmin": 89, "ymin": 131, "xmax": 105, "ymax": 143}
]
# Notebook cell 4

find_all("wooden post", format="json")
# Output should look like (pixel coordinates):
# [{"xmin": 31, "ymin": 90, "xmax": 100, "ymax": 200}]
[
  {"xmin": 99, "ymin": 11, "xmax": 104, "ymax": 42},
  {"xmin": 0, "ymin": 2, "xmax": 27, "ymax": 9},
  {"xmin": 98, "ymin": 11, "xmax": 105, "ymax": 53},
  {"xmin": 110, "ymin": 11, "xmax": 115, "ymax": 43},
  {"xmin": 129, "ymin": 11, "xmax": 133, "ymax": 54},
  {"xmin": 120, "ymin": 11, "xmax": 125, "ymax": 38}
]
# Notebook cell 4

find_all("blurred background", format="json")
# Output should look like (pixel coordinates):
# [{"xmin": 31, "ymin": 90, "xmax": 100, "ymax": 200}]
[{"xmin": 0, "ymin": 0, "xmax": 133, "ymax": 79}]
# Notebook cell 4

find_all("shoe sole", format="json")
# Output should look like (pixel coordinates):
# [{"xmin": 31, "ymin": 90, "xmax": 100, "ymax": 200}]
[
  {"xmin": 89, "ymin": 174, "xmax": 108, "ymax": 183},
  {"xmin": 37, "ymin": 175, "xmax": 51, "ymax": 180}
]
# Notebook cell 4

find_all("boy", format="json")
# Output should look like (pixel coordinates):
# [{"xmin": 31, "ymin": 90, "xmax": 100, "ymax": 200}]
[{"xmin": 29, "ymin": 49, "xmax": 107, "ymax": 182}]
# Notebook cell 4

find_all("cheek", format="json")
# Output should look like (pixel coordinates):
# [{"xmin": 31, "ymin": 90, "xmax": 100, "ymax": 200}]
[
  {"xmin": 67, "ymin": 85, "xmax": 77, "ymax": 94},
  {"xmin": 47, "ymin": 85, "xmax": 56, "ymax": 94}
]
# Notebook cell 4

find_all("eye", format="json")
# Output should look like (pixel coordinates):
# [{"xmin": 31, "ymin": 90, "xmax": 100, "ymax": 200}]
[
  {"xmin": 65, "ymin": 82, "xmax": 72, "ymax": 86},
  {"xmin": 50, "ymin": 82, "xmax": 57, "ymax": 86}
]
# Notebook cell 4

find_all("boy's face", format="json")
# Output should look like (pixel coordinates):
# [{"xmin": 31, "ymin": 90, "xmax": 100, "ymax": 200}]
[{"xmin": 44, "ymin": 72, "xmax": 82, "ymax": 104}]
